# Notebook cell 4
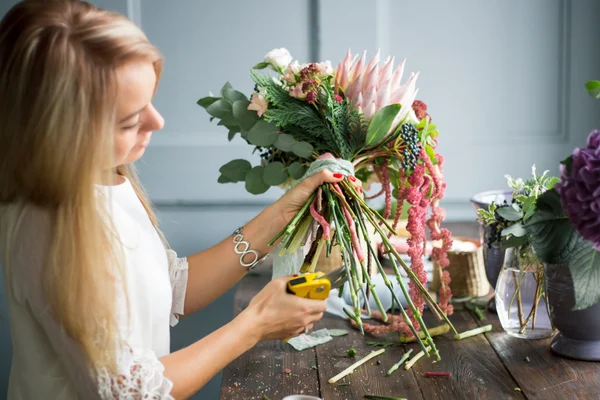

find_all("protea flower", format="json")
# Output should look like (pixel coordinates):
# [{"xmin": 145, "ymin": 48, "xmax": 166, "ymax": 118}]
[{"xmin": 335, "ymin": 49, "xmax": 419, "ymax": 131}]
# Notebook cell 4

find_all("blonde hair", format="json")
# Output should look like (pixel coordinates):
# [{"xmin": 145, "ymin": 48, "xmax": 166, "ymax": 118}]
[{"xmin": 0, "ymin": 0, "xmax": 163, "ymax": 370}]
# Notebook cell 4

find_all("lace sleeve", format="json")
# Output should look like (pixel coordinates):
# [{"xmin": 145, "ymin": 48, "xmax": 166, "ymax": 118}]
[
  {"xmin": 165, "ymin": 249, "xmax": 189, "ymax": 327},
  {"xmin": 97, "ymin": 347, "xmax": 174, "ymax": 400}
]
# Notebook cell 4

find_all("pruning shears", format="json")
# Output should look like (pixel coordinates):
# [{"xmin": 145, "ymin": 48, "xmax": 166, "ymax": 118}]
[{"xmin": 286, "ymin": 267, "xmax": 346, "ymax": 300}]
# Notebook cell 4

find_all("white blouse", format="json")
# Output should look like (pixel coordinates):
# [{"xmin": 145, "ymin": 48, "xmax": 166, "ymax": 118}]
[{"xmin": 1, "ymin": 177, "xmax": 189, "ymax": 399}]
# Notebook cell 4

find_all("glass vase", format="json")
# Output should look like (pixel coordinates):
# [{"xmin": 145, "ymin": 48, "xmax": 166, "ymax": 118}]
[{"xmin": 495, "ymin": 246, "xmax": 554, "ymax": 339}]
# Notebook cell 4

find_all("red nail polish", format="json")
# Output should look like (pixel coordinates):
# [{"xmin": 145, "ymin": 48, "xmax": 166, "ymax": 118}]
[
  {"xmin": 333, "ymin": 173, "xmax": 343, "ymax": 179},
  {"xmin": 349, "ymin": 175, "xmax": 356, "ymax": 182},
  {"xmin": 359, "ymin": 187, "xmax": 363, "ymax": 193}
]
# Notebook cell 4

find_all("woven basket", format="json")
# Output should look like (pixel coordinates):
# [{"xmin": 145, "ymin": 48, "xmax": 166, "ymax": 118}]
[{"xmin": 431, "ymin": 237, "xmax": 490, "ymax": 299}]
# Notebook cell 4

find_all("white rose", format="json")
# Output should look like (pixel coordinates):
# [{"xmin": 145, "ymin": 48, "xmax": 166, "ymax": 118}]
[
  {"xmin": 316, "ymin": 61, "xmax": 333, "ymax": 78},
  {"xmin": 264, "ymin": 48, "xmax": 293, "ymax": 71}
]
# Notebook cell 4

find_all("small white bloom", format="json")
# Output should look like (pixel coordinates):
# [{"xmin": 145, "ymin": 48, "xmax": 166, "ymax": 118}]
[
  {"xmin": 264, "ymin": 48, "xmax": 293, "ymax": 71},
  {"xmin": 316, "ymin": 61, "xmax": 334, "ymax": 78}
]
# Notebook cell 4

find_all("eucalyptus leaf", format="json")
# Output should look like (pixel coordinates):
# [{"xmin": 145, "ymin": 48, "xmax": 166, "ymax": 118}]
[
  {"xmin": 568, "ymin": 240, "xmax": 600, "ymax": 310},
  {"xmin": 245, "ymin": 166, "xmax": 270, "ymax": 195},
  {"xmin": 232, "ymin": 100, "xmax": 259, "ymax": 132},
  {"xmin": 223, "ymin": 87, "xmax": 248, "ymax": 103},
  {"xmin": 197, "ymin": 96, "xmax": 220, "ymax": 108},
  {"xmin": 365, "ymin": 104, "xmax": 402, "ymax": 146},
  {"xmin": 497, "ymin": 205, "xmax": 523, "ymax": 221},
  {"xmin": 217, "ymin": 174, "xmax": 233, "ymax": 184},
  {"xmin": 501, "ymin": 222, "xmax": 527, "ymax": 237},
  {"xmin": 274, "ymin": 133, "xmax": 296, "ymax": 152},
  {"xmin": 585, "ymin": 80, "xmax": 600, "ymax": 99},
  {"xmin": 263, "ymin": 162, "xmax": 288, "ymax": 186},
  {"xmin": 248, "ymin": 120, "xmax": 279, "ymax": 146},
  {"xmin": 218, "ymin": 159, "xmax": 252, "ymax": 182},
  {"xmin": 206, "ymin": 99, "xmax": 232, "ymax": 119},
  {"xmin": 288, "ymin": 161, "xmax": 307, "ymax": 180},
  {"xmin": 220, "ymin": 81, "xmax": 233, "ymax": 96},
  {"xmin": 292, "ymin": 141, "xmax": 314, "ymax": 159}
]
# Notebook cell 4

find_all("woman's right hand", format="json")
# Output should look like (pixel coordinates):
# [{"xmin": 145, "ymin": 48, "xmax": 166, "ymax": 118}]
[{"xmin": 240, "ymin": 276, "xmax": 327, "ymax": 342}]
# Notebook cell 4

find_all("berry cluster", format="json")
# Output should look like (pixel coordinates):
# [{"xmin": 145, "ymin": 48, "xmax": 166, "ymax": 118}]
[{"xmin": 399, "ymin": 123, "xmax": 422, "ymax": 170}]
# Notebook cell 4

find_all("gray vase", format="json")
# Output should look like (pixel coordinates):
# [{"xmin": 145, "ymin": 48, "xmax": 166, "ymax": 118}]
[
  {"xmin": 470, "ymin": 190, "xmax": 513, "ymax": 312},
  {"xmin": 545, "ymin": 262, "xmax": 600, "ymax": 361}
]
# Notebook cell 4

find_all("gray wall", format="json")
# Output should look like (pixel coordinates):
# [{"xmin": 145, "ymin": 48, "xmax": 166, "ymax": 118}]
[{"xmin": 1, "ymin": 0, "xmax": 600, "ymax": 399}]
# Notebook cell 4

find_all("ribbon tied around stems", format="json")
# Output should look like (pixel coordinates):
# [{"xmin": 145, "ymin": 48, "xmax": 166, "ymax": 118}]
[{"xmin": 271, "ymin": 153, "xmax": 355, "ymax": 279}]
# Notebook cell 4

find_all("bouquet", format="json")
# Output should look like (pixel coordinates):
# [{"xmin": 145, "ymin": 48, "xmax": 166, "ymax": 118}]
[
  {"xmin": 477, "ymin": 166, "xmax": 559, "ymax": 334},
  {"xmin": 198, "ymin": 47, "xmax": 457, "ymax": 359}
]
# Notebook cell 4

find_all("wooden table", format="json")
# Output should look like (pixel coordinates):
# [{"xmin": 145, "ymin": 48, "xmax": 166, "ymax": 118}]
[{"xmin": 220, "ymin": 223, "xmax": 600, "ymax": 400}]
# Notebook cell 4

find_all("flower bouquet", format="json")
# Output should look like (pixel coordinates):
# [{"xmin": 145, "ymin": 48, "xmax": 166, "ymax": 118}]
[
  {"xmin": 476, "ymin": 167, "xmax": 558, "ymax": 337},
  {"xmin": 198, "ymin": 48, "xmax": 457, "ymax": 359}
]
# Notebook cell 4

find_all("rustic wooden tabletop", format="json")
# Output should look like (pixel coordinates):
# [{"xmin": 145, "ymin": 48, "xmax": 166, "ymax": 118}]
[{"xmin": 219, "ymin": 223, "xmax": 600, "ymax": 400}]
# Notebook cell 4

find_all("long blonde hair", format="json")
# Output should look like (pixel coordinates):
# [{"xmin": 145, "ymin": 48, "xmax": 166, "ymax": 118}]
[{"xmin": 0, "ymin": 0, "xmax": 163, "ymax": 370}]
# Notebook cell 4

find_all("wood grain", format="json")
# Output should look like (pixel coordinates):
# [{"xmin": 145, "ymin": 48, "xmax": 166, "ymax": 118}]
[
  {"xmin": 473, "ymin": 308, "xmax": 600, "ymax": 400},
  {"xmin": 220, "ymin": 222, "xmax": 600, "ymax": 400},
  {"xmin": 315, "ymin": 316, "xmax": 424, "ymax": 400}
]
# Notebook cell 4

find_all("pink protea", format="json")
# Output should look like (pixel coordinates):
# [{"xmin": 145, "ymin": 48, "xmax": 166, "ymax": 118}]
[{"xmin": 335, "ymin": 49, "xmax": 419, "ymax": 131}]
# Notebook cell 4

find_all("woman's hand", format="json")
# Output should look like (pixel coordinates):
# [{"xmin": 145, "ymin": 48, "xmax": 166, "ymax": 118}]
[
  {"xmin": 239, "ymin": 276, "xmax": 327, "ymax": 341},
  {"xmin": 275, "ymin": 170, "xmax": 363, "ymax": 225}
]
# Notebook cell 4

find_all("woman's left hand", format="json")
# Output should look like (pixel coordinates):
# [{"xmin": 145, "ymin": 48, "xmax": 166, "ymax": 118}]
[{"xmin": 274, "ymin": 170, "xmax": 363, "ymax": 226}]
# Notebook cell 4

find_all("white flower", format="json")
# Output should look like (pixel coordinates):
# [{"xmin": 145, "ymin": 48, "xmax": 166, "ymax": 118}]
[
  {"xmin": 316, "ymin": 61, "xmax": 333, "ymax": 78},
  {"xmin": 264, "ymin": 48, "xmax": 293, "ymax": 71},
  {"xmin": 248, "ymin": 93, "xmax": 268, "ymax": 117},
  {"xmin": 282, "ymin": 60, "xmax": 301, "ymax": 83}
]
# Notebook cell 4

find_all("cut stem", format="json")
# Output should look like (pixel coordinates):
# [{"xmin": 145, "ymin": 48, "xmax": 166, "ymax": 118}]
[
  {"xmin": 405, "ymin": 346, "xmax": 432, "ymax": 370},
  {"xmin": 454, "ymin": 324, "xmax": 492, "ymax": 340},
  {"xmin": 387, "ymin": 349, "xmax": 413, "ymax": 376},
  {"xmin": 329, "ymin": 349, "xmax": 385, "ymax": 383}
]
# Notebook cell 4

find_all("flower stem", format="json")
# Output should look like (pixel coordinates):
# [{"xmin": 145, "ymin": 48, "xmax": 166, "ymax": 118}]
[
  {"xmin": 268, "ymin": 192, "xmax": 316, "ymax": 246},
  {"xmin": 352, "ymin": 206, "xmax": 426, "ymax": 351},
  {"xmin": 386, "ymin": 349, "xmax": 413, "ymax": 376},
  {"xmin": 405, "ymin": 346, "xmax": 432, "ymax": 370},
  {"xmin": 329, "ymin": 349, "xmax": 385, "ymax": 383},
  {"xmin": 454, "ymin": 324, "xmax": 492, "ymax": 340}
]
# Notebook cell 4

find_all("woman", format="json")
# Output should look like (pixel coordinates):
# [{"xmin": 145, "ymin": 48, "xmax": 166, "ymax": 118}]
[{"xmin": 0, "ymin": 1, "xmax": 361, "ymax": 399}]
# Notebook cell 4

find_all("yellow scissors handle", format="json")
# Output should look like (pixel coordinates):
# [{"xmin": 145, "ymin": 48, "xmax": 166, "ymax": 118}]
[{"xmin": 286, "ymin": 272, "xmax": 332, "ymax": 300}]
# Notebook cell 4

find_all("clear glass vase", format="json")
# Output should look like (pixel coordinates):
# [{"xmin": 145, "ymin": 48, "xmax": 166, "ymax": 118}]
[{"xmin": 495, "ymin": 246, "xmax": 554, "ymax": 339}]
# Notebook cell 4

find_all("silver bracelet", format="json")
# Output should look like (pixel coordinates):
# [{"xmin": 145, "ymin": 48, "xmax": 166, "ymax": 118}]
[{"xmin": 231, "ymin": 226, "xmax": 269, "ymax": 270}]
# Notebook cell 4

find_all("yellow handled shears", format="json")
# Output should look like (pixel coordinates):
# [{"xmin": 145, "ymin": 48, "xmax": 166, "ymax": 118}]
[{"xmin": 286, "ymin": 267, "xmax": 346, "ymax": 300}]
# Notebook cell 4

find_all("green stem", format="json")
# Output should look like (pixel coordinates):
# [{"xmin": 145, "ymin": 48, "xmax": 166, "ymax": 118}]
[
  {"xmin": 342, "ymin": 181, "xmax": 457, "ymax": 336},
  {"xmin": 353, "ymin": 204, "xmax": 430, "ymax": 351},
  {"xmin": 386, "ymin": 349, "xmax": 413, "ymax": 376},
  {"xmin": 268, "ymin": 192, "xmax": 316, "ymax": 246}
]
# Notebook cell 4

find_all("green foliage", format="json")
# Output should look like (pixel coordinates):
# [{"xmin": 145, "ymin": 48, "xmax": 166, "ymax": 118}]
[
  {"xmin": 365, "ymin": 104, "xmax": 402, "ymax": 147},
  {"xmin": 477, "ymin": 165, "xmax": 559, "ymax": 248}
]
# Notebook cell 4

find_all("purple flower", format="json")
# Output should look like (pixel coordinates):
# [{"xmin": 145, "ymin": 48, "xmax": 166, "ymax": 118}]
[{"xmin": 557, "ymin": 129, "xmax": 600, "ymax": 249}]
